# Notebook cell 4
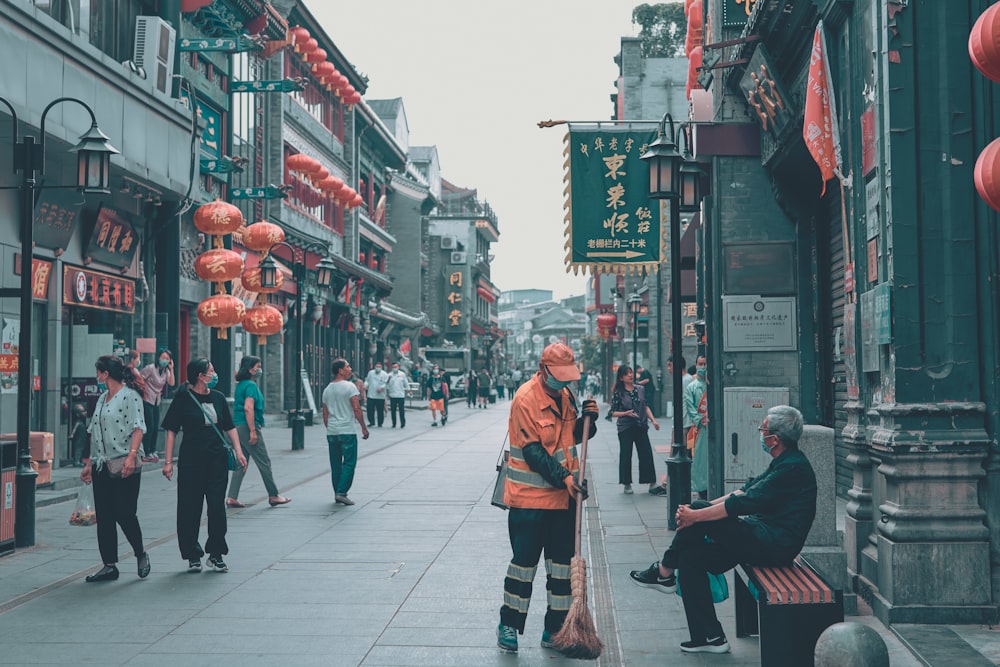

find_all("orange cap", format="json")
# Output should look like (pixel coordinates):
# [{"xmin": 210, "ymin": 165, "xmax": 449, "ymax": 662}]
[{"xmin": 541, "ymin": 342, "xmax": 581, "ymax": 382}]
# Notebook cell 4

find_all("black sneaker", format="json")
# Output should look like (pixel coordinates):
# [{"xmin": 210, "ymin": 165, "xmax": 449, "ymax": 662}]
[
  {"xmin": 648, "ymin": 485, "xmax": 667, "ymax": 496},
  {"xmin": 629, "ymin": 562, "xmax": 676, "ymax": 593},
  {"xmin": 188, "ymin": 559, "xmax": 202, "ymax": 572},
  {"xmin": 680, "ymin": 636, "xmax": 730, "ymax": 654},
  {"xmin": 207, "ymin": 555, "xmax": 228, "ymax": 572}
]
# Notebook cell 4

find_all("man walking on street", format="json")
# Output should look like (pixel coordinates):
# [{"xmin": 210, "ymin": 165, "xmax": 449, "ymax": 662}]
[
  {"xmin": 628, "ymin": 405, "xmax": 816, "ymax": 654},
  {"xmin": 364, "ymin": 362, "xmax": 388, "ymax": 427},
  {"xmin": 497, "ymin": 342, "xmax": 599, "ymax": 654},
  {"xmin": 321, "ymin": 359, "xmax": 369, "ymax": 506},
  {"xmin": 387, "ymin": 361, "xmax": 409, "ymax": 428},
  {"xmin": 425, "ymin": 366, "xmax": 449, "ymax": 426}
]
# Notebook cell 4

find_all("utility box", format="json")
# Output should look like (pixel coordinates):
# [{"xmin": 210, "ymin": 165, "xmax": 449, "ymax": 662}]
[
  {"xmin": 1, "ymin": 439, "xmax": 16, "ymax": 556},
  {"xmin": 723, "ymin": 387, "xmax": 789, "ymax": 494}
]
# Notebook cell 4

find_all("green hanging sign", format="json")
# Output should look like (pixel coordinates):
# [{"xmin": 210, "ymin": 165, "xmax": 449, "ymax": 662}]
[
  {"xmin": 232, "ymin": 79, "xmax": 304, "ymax": 93},
  {"xmin": 231, "ymin": 187, "xmax": 289, "ymax": 200},
  {"xmin": 722, "ymin": 0, "xmax": 756, "ymax": 28},
  {"xmin": 178, "ymin": 36, "xmax": 262, "ymax": 52},
  {"xmin": 565, "ymin": 126, "xmax": 661, "ymax": 274}
]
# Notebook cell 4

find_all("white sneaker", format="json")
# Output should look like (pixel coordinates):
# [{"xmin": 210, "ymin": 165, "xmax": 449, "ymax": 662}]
[{"xmin": 624, "ymin": 484, "xmax": 633, "ymax": 494}]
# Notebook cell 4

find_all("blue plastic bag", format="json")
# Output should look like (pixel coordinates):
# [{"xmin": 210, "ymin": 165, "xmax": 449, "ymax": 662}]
[{"xmin": 675, "ymin": 569, "xmax": 730, "ymax": 603}]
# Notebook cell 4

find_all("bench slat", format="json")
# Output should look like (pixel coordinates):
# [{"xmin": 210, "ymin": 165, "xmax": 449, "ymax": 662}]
[{"xmin": 745, "ymin": 560, "xmax": 834, "ymax": 605}]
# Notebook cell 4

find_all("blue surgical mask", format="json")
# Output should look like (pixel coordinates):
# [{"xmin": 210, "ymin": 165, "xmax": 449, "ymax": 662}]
[
  {"xmin": 97, "ymin": 382, "xmax": 107, "ymax": 393},
  {"xmin": 544, "ymin": 374, "xmax": 573, "ymax": 392},
  {"xmin": 696, "ymin": 366, "xmax": 707, "ymax": 378},
  {"xmin": 158, "ymin": 358, "xmax": 170, "ymax": 368},
  {"xmin": 206, "ymin": 373, "xmax": 219, "ymax": 389},
  {"xmin": 760, "ymin": 433, "xmax": 772, "ymax": 454},
  {"xmin": 254, "ymin": 368, "xmax": 263, "ymax": 379}
]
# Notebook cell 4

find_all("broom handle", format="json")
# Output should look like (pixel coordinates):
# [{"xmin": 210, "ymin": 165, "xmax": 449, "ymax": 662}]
[{"xmin": 573, "ymin": 414, "xmax": 592, "ymax": 557}]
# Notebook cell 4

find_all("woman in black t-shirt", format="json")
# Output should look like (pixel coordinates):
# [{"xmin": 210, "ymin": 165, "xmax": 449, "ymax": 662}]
[{"xmin": 161, "ymin": 358, "xmax": 246, "ymax": 573}]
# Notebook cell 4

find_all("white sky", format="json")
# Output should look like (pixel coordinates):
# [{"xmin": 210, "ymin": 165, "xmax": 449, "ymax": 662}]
[{"xmin": 317, "ymin": 1, "xmax": 639, "ymax": 301}]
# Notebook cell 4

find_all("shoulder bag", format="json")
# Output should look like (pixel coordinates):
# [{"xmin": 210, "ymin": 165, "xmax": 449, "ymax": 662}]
[
  {"xmin": 491, "ymin": 431, "xmax": 511, "ymax": 510},
  {"xmin": 96, "ymin": 393, "xmax": 143, "ymax": 478},
  {"xmin": 186, "ymin": 390, "xmax": 241, "ymax": 471}
]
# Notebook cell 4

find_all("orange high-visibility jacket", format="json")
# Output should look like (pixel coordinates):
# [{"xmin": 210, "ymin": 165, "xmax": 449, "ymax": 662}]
[{"xmin": 503, "ymin": 373, "xmax": 579, "ymax": 510}]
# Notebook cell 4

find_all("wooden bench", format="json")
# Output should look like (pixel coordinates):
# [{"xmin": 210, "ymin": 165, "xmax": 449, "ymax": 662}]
[{"xmin": 734, "ymin": 558, "xmax": 844, "ymax": 667}]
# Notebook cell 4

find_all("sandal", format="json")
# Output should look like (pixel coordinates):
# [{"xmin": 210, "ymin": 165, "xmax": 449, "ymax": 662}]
[{"xmin": 225, "ymin": 498, "xmax": 246, "ymax": 508}]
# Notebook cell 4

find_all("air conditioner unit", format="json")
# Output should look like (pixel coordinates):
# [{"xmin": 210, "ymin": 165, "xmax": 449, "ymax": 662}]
[
  {"xmin": 450, "ymin": 251, "xmax": 467, "ymax": 264},
  {"xmin": 440, "ymin": 236, "xmax": 456, "ymax": 250},
  {"xmin": 134, "ymin": 16, "xmax": 176, "ymax": 96}
]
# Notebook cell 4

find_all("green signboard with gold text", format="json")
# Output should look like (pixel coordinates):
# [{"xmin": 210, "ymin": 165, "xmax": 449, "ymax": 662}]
[{"xmin": 565, "ymin": 126, "xmax": 661, "ymax": 274}]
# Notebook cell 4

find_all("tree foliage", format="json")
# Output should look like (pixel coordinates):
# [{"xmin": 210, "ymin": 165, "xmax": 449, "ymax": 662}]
[
  {"xmin": 632, "ymin": 2, "xmax": 688, "ymax": 58},
  {"xmin": 579, "ymin": 334, "xmax": 604, "ymax": 376}
]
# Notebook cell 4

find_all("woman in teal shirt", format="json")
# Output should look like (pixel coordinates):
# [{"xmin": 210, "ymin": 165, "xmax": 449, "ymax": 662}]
[{"xmin": 226, "ymin": 355, "xmax": 291, "ymax": 508}]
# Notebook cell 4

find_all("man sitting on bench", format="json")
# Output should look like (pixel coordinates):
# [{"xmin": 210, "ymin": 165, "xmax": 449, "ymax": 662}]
[{"xmin": 629, "ymin": 405, "xmax": 817, "ymax": 654}]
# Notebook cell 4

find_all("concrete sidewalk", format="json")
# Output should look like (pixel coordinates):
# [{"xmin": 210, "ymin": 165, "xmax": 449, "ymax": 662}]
[{"xmin": 0, "ymin": 400, "xmax": 993, "ymax": 665}]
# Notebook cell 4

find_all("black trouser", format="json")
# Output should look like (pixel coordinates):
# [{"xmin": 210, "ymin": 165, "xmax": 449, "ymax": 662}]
[
  {"xmin": 500, "ymin": 502, "xmax": 575, "ymax": 634},
  {"xmin": 91, "ymin": 465, "xmax": 144, "ymax": 565},
  {"xmin": 142, "ymin": 402, "xmax": 160, "ymax": 456},
  {"xmin": 366, "ymin": 398, "xmax": 385, "ymax": 426},
  {"xmin": 660, "ymin": 500, "xmax": 796, "ymax": 642},
  {"xmin": 618, "ymin": 425, "xmax": 655, "ymax": 485},
  {"xmin": 389, "ymin": 397, "xmax": 406, "ymax": 427},
  {"xmin": 176, "ymin": 455, "xmax": 229, "ymax": 560}
]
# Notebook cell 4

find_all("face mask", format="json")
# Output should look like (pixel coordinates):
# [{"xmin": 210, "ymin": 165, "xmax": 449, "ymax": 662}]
[
  {"xmin": 159, "ymin": 358, "xmax": 170, "ymax": 368},
  {"xmin": 544, "ymin": 374, "xmax": 573, "ymax": 392},
  {"xmin": 254, "ymin": 368, "xmax": 263, "ymax": 379},
  {"xmin": 696, "ymin": 366, "xmax": 707, "ymax": 378},
  {"xmin": 206, "ymin": 373, "xmax": 219, "ymax": 389},
  {"xmin": 760, "ymin": 433, "xmax": 773, "ymax": 454},
  {"xmin": 97, "ymin": 382, "xmax": 108, "ymax": 392}
]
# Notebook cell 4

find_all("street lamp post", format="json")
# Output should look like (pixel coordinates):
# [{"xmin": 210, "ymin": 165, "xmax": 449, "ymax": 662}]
[
  {"xmin": 628, "ymin": 293, "xmax": 642, "ymax": 374},
  {"xmin": 641, "ymin": 113, "xmax": 701, "ymax": 529},
  {"xmin": 0, "ymin": 96, "xmax": 117, "ymax": 547},
  {"xmin": 259, "ymin": 242, "xmax": 336, "ymax": 451}
]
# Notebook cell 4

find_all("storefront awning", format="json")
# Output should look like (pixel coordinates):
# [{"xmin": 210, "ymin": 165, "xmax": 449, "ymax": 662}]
[{"xmin": 372, "ymin": 301, "xmax": 427, "ymax": 329}]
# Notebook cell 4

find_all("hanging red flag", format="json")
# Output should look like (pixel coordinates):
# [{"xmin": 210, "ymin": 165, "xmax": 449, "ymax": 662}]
[
  {"xmin": 803, "ymin": 20, "xmax": 842, "ymax": 196},
  {"xmin": 400, "ymin": 338, "xmax": 411, "ymax": 355}
]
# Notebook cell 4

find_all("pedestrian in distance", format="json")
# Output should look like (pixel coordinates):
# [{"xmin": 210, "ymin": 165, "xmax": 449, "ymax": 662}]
[
  {"xmin": 161, "ymin": 358, "xmax": 247, "ymax": 573},
  {"xmin": 685, "ymin": 356, "xmax": 709, "ymax": 498},
  {"xmin": 497, "ymin": 342, "xmax": 599, "ymax": 654},
  {"xmin": 69, "ymin": 402, "xmax": 89, "ymax": 467},
  {"xmin": 609, "ymin": 365, "xmax": 665, "ymax": 496},
  {"xmin": 226, "ymin": 355, "xmax": 290, "ymax": 509},
  {"xmin": 322, "ymin": 359, "xmax": 369, "ymax": 505},
  {"xmin": 80, "ymin": 355, "xmax": 150, "ymax": 582},
  {"xmin": 425, "ymin": 366, "xmax": 449, "ymax": 426},
  {"xmin": 138, "ymin": 347, "xmax": 175, "ymax": 462},
  {"xmin": 386, "ymin": 361, "xmax": 409, "ymax": 428},
  {"xmin": 466, "ymin": 369, "xmax": 478, "ymax": 408},
  {"xmin": 364, "ymin": 362, "xmax": 388, "ymax": 427},
  {"xmin": 477, "ymin": 367, "xmax": 493, "ymax": 408},
  {"xmin": 629, "ymin": 405, "xmax": 817, "ymax": 654}
]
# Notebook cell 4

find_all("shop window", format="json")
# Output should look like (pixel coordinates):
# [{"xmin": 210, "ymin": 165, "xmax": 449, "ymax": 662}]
[{"xmin": 89, "ymin": 0, "xmax": 159, "ymax": 63}]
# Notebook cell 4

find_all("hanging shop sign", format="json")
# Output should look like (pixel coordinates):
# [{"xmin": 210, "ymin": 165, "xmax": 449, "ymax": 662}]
[
  {"xmin": 722, "ymin": 296, "xmax": 797, "ymax": 352},
  {"xmin": 739, "ymin": 45, "xmax": 793, "ymax": 141},
  {"xmin": 33, "ymin": 190, "xmax": 81, "ymax": 250},
  {"xmin": 179, "ymin": 90, "xmax": 222, "ymax": 160},
  {"xmin": 178, "ymin": 36, "xmax": 262, "ymax": 52},
  {"xmin": 565, "ymin": 125, "xmax": 660, "ymax": 273},
  {"xmin": 722, "ymin": 0, "xmax": 756, "ymax": 27},
  {"xmin": 231, "ymin": 79, "xmax": 304, "ymax": 93},
  {"xmin": 231, "ymin": 186, "xmax": 290, "ymax": 200},
  {"xmin": 446, "ymin": 270, "xmax": 463, "ymax": 329},
  {"xmin": 84, "ymin": 206, "xmax": 139, "ymax": 269},
  {"xmin": 13, "ymin": 256, "xmax": 54, "ymax": 301},
  {"xmin": 63, "ymin": 265, "xmax": 136, "ymax": 314}
]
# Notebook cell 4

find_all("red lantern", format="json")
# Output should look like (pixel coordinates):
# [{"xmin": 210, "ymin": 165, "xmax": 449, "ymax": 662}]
[
  {"xmin": 970, "ymin": 5, "xmax": 1000, "ymax": 83},
  {"xmin": 334, "ymin": 74, "xmax": 349, "ymax": 91},
  {"xmin": 304, "ymin": 48, "xmax": 327, "ymax": 65},
  {"xmin": 242, "ymin": 220, "xmax": 286, "ymax": 252},
  {"xmin": 688, "ymin": 0, "xmax": 703, "ymax": 28},
  {"xmin": 288, "ymin": 26, "xmax": 310, "ymax": 46},
  {"xmin": 193, "ymin": 199, "xmax": 244, "ymax": 236},
  {"xmin": 311, "ymin": 166, "xmax": 330, "ymax": 184},
  {"xmin": 241, "ymin": 267, "xmax": 284, "ymax": 293},
  {"xmin": 197, "ymin": 295, "xmax": 246, "ymax": 337},
  {"xmin": 194, "ymin": 249, "xmax": 244, "ymax": 282},
  {"xmin": 351, "ymin": 193, "xmax": 364, "ymax": 208},
  {"xmin": 687, "ymin": 47, "xmax": 703, "ymax": 99},
  {"xmin": 342, "ymin": 84, "xmax": 356, "ymax": 99},
  {"xmin": 317, "ymin": 176, "xmax": 344, "ymax": 194},
  {"xmin": 243, "ymin": 305, "xmax": 284, "ymax": 344},
  {"xmin": 314, "ymin": 62, "xmax": 335, "ymax": 81},
  {"xmin": 296, "ymin": 38, "xmax": 318, "ymax": 54},
  {"xmin": 975, "ymin": 136, "xmax": 1000, "ymax": 211},
  {"xmin": 346, "ymin": 91, "xmax": 362, "ymax": 106},
  {"xmin": 182, "ymin": 0, "xmax": 213, "ymax": 13},
  {"xmin": 596, "ymin": 313, "xmax": 617, "ymax": 340}
]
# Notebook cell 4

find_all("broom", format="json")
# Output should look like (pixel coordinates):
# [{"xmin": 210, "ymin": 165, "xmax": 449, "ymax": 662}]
[{"xmin": 551, "ymin": 414, "xmax": 604, "ymax": 659}]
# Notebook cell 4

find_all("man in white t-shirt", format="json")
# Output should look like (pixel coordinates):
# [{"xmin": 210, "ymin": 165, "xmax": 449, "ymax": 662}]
[
  {"xmin": 386, "ymin": 361, "xmax": 409, "ymax": 428},
  {"xmin": 364, "ymin": 363, "xmax": 389, "ymax": 427},
  {"xmin": 321, "ymin": 359, "xmax": 370, "ymax": 506}
]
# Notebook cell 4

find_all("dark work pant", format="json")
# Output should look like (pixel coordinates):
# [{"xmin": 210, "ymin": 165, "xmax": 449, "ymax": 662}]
[
  {"xmin": 367, "ymin": 398, "xmax": 385, "ymax": 426},
  {"xmin": 91, "ymin": 465, "xmax": 145, "ymax": 565},
  {"xmin": 389, "ymin": 397, "xmax": 406, "ymax": 427},
  {"xmin": 500, "ymin": 502, "xmax": 575, "ymax": 634},
  {"xmin": 327, "ymin": 434, "xmax": 358, "ymax": 496},
  {"xmin": 142, "ymin": 402, "xmax": 160, "ymax": 455},
  {"xmin": 660, "ymin": 500, "xmax": 795, "ymax": 641},
  {"xmin": 618, "ymin": 425, "xmax": 655, "ymax": 485},
  {"xmin": 176, "ymin": 457, "xmax": 229, "ymax": 560}
]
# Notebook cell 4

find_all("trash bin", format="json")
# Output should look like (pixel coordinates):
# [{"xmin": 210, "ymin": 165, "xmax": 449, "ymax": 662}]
[
  {"xmin": 287, "ymin": 409, "xmax": 314, "ymax": 427},
  {"xmin": 0, "ymin": 438, "xmax": 17, "ymax": 556}
]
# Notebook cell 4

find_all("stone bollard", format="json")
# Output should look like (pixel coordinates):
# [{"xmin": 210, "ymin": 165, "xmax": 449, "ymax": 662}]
[{"xmin": 814, "ymin": 622, "xmax": 889, "ymax": 667}]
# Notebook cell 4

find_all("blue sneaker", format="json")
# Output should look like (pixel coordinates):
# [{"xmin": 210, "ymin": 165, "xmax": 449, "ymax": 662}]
[
  {"xmin": 497, "ymin": 624, "xmax": 518, "ymax": 653},
  {"xmin": 541, "ymin": 630, "xmax": 557, "ymax": 649}
]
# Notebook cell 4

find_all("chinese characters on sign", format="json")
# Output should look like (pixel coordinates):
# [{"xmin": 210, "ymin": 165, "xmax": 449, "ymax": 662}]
[
  {"xmin": 446, "ymin": 271, "xmax": 463, "ymax": 329},
  {"xmin": 567, "ymin": 126, "xmax": 660, "ymax": 273},
  {"xmin": 33, "ymin": 190, "xmax": 80, "ymax": 250},
  {"xmin": 14, "ymin": 256, "xmax": 54, "ymax": 300},
  {"xmin": 739, "ymin": 45, "xmax": 792, "ymax": 140},
  {"xmin": 62, "ymin": 265, "xmax": 137, "ymax": 314},
  {"xmin": 85, "ymin": 207, "xmax": 139, "ymax": 269},
  {"xmin": 722, "ymin": 296, "xmax": 797, "ymax": 351}
]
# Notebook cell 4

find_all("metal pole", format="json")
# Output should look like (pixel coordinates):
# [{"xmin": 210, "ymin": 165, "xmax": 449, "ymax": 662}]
[
  {"xmin": 291, "ymin": 260, "xmax": 305, "ymax": 450},
  {"xmin": 14, "ymin": 136, "xmax": 38, "ymax": 547},
  {"xmin": 632, "ymin": 307, "xmax": 639, "ymax": 373},
  {"xmin": 666, "ymin": 197, "xmax": 691, "ymax": 529}
]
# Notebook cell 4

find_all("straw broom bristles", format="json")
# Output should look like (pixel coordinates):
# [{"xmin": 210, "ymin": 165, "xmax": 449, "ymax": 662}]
[{"xmin": 551, "ymin": 555, "xmax": 603, "ymax": 659}]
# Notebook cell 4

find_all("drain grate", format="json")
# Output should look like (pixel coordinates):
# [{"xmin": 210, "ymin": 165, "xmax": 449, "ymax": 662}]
[{"xmin": 586, "ymin": 468, "xmax": 624, "ymax": 666}]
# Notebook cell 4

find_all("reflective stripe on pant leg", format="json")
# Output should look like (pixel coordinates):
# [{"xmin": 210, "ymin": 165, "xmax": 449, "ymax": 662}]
[
  {"xmin": 501, "ymin": 562, "xmax": 536, "ymax": 631},
  {"xmin": 545, "ymin": 558, "xmax": 573, "ymax": 613}
]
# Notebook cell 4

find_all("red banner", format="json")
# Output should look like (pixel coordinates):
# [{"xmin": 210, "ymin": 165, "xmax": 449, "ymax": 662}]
[{"xmin": 803, "ymin": 20, "xmax": 842, "ymax": 196}]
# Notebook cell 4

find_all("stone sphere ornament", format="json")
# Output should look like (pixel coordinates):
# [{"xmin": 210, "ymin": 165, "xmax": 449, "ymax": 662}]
[{"xmin": 814, "ymin": 622, "xmax": 889, "ymax": 667}]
